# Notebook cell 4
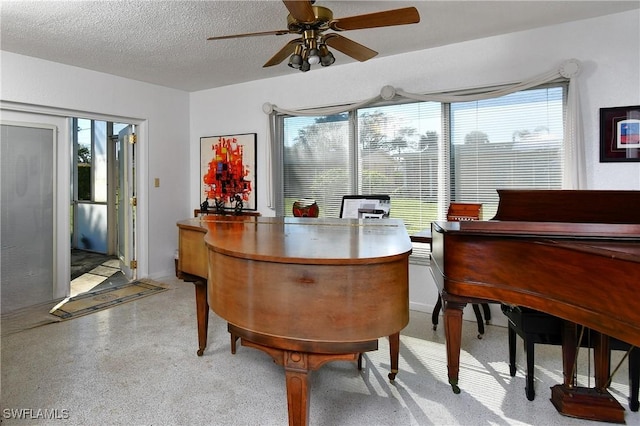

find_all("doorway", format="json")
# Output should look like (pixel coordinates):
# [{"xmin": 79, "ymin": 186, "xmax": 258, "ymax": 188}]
[
  {"xmin": 1, "ymin": 106, "xmax": 145, "ymax": 315},
  {"xmin": 70, "ymin": 118, "xmax": 136, "ymax": 296}
]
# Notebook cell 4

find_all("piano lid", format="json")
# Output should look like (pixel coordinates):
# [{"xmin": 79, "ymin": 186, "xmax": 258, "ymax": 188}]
[{"xmin": 434, "ymin": 220, "xmax": 640, "ymax": 240}]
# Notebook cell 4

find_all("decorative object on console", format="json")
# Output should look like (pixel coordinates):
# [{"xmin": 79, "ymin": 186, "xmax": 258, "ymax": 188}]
[
  {"xmin": 214, "ymin": 197, "xmax": 226, "ymax": 213},
  {"xmin": 200, "ymin": 133, "xmax": 257, "ymax": 211},
  {"xmin": 600, "ymin": 105, "xmax": 640, "ymax": 162},
  {"xmin": 292, "ymin": 198, "xmax": 319, "ymax": 217},
  {"xmin": 206, "ymin": 1, "xmax": 419, "ymax": 73},
  {"xmin": 200, "ymin": 198, "xmax": 210, "ymax": 214}
]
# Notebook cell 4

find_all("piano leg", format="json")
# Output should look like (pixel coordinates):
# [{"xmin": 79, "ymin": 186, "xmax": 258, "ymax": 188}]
[
  {"xmin": 443, "ymin": 299, "xmax": 466, "ymax": 394},
  {"xmin": 194, "ymin": 280, "xmax": 209, "ymax": 356},
  {"xmin": 228, "ymin": 323, "xmax": 378, "ymax": 425},
  {"xmin": 359, "ymin": 332, "xmax": 400, "ymax": 379},
  {"xmin": 284, "ymin": 353, "xmax": 311, "ymax": 426},
  {"xmin": 178, "ymin": 271, "xmax": 210, "ymax": 356},
  {"xmin": 388, "ymin": 332, "xmax": 400, "ymax": 380}
]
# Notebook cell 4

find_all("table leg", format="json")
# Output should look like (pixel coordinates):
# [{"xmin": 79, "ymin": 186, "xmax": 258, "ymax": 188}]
[
  {"xmin": 443, "ymin": 300, "xmax": 466, "ymax": 394},
  {"xmin": 194, "ymin": 280, "xmax": 209, "ymax": 356}
]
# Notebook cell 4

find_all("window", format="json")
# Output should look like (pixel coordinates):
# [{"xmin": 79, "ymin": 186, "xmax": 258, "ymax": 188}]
[
  {"xmin": 449, "ymin": 87, "xmax": 564, "ymax": 219},
  {"xmin": 276, "ymin": 83, "xmax": 566, "ymax": 259}
]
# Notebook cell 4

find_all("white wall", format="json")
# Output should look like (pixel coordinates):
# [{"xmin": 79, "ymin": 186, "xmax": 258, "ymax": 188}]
[
  {"xmin": 1, "ymin": 51, "xmax": 191, "ymax": 280},
  {"xmin": 190, "ymin": 11, "xmax": 640, "ymax": 325}
]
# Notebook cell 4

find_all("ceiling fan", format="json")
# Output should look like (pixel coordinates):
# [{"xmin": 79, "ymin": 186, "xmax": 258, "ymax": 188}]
[{"xmin": 207, "ymin": 0, "xmax": 420, "ymax": 72}]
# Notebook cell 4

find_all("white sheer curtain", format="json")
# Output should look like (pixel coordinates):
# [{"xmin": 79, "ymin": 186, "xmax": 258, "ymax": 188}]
[{"xmin": 265, "ymin": 59, "xmax": 585, "ymax": 209}]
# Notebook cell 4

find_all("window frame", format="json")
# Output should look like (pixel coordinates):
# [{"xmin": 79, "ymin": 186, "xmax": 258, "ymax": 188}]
[{"xmin": 273, "ymin": 81, "xmax": 568, "ymax": 262}]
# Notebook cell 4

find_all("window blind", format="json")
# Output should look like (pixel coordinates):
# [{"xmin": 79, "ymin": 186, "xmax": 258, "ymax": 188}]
[
  {"xmin": 450, "ymin": 87, "xmax": 564, "ymax": 218},
  {"xmin": 277, "ymin": 83, "xmax": 566, "ymax": 260}
]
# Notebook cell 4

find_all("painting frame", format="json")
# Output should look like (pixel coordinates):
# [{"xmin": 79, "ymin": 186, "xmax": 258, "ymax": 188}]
[
  {"xmin": 599, "ymin": 105, "xmax": 640, "ymax": 162},
  {"xmin": 200, "ymin": 133, "xmax": 257, "ymax": 212}
]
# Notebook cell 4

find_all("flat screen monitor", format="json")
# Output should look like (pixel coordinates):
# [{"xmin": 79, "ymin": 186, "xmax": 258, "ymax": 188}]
[{"xmin": 339, "ymin": 195, "xmax": 391, "ymax": 219}]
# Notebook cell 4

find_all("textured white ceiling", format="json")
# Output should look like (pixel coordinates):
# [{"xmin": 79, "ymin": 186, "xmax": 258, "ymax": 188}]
[{"xmin": 1, "ymin": 1, "xmax": 638, "ymax": 92}]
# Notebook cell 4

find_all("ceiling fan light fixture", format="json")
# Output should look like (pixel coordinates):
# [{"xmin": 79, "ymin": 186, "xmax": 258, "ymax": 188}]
[
  {"xmin": 307, "ymin": 48, "xmax": 320, "ymax": 65},
  {"xmin": 208, "ymin": 2, "xmax": 421, "ymax": 72},
  {"xmin": 319, "ymin": 44, "xmax": 335, "ymax": 67},
  {"xmin": 288, "ymin": 54, "xmax": 302, "ymax": 69},
  {"xmin": 288, "ymin": 44, "xmax": 304, "ymax": 69},
  {"xmin": 303, "ymin": 34, "xmax": 321, "ymax": 66}
]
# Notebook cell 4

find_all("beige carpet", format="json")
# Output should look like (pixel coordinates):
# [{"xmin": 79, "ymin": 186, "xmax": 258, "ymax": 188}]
[{"xmin": 50, "ymin": 279, "xmax": 169, "ymax": 320}]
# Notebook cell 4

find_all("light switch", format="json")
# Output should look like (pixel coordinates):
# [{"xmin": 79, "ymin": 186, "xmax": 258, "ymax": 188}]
[{"xmin": 154, "ymin": 178, "xmax": 160, "ymax": 187}]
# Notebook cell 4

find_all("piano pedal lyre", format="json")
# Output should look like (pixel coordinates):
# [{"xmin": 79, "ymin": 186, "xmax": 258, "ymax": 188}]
[{"xmin": 550, "ymin": 385, "xmax": 625, "ymax": 423}]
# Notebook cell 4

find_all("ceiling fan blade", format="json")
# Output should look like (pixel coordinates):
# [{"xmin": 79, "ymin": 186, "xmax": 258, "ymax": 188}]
[
  {"xmin": 324, "ymin": 33, "xmax": 377, "ymax": 62},
  {"xmin": 329, "ymin": 7, "xmax": 420, "ymax": 31},
  {"xmin": 263, "ymin": 39, "xmax": 301, "ymax": 67},
  {"xmin": 208, "ymin": 29, "xmax": 291, "ymax": 41},
  {"xmin": 282, "ymin": 0, "xmax": 316, "ymax": 23}
]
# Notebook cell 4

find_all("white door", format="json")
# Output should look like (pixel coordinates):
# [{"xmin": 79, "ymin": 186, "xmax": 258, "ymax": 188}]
[
  {"xmin": 117, "ymin": 125, "xmax": 136, "ymax": 280},
  {"xmin": 1, "ymin": 123, "xmax": 57, "ymax": 312}
]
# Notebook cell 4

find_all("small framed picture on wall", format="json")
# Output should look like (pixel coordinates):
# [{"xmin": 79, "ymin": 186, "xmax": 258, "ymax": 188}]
[{"xmin": 600, "ymin": 105, "xmax": 640, "ymax": 162}]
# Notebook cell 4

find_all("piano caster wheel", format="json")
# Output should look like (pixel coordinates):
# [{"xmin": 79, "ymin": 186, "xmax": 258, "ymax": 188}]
[
  {"xmin": 630, "ymin": 400, "xmax": 639, "ymax": 412},
  {"xmin": 477, "ymin": 333, "xmax": 483, "ymax": 339},
  {"xmin": 450, "ymin": 381, "xmax": 461, "ymax": 394},
  {"xmin": 432, "ymin": 324, "xmax": 438, "ymax": 331},
  {"xmin": 197, "ymin": 348, "xmax": 204, "ymax": 356},
  {"xmin": 388, "ymin": 371, "xmax": 397, "ymax": 381}
]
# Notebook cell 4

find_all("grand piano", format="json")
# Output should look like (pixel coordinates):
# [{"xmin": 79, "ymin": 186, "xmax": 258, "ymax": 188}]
[
  {"xmin": 430, "ymin": 189, "xmax": 640, "ymax": 423},
  {"xmin": 177, "ymin": 216, "xmax": 412, "ymax": 426}
]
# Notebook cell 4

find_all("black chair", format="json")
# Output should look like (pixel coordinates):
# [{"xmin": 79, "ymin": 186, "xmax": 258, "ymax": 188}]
[{"xmin": 502, "ymin": 304, "xmax": 639, "ymax": 411}]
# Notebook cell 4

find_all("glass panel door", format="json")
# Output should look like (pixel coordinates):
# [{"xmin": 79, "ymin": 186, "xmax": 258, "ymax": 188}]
[
  {"xmin": 117, "ymin": 125, "xmax": 136, "ymax": 280},
  {"xmin": 1, "ymin": 124, "xmax": 55, "ymax": 313}
]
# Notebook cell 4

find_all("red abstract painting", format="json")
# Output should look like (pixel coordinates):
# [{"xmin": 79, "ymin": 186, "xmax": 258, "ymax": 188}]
[{"xmin": 200, "ymin": 133, "xmax": 256, "ymax": 210}]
